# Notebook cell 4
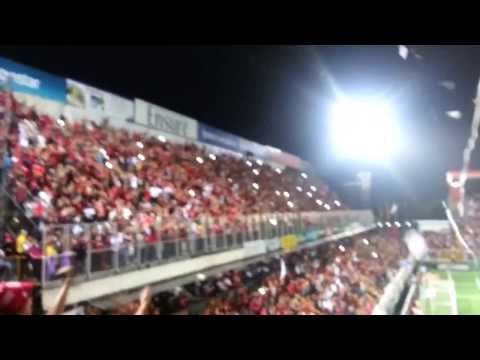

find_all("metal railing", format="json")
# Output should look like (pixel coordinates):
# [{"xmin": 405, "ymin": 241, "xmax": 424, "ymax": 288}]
[{"xmin": 38, "ymin": 210, "xmax": 374, "ymax": 288}]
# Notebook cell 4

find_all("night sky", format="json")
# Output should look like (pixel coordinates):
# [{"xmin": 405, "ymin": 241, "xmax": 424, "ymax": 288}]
[{"xmin": 1, "ymin": 45, "xmax": 479, "ymax": 215}]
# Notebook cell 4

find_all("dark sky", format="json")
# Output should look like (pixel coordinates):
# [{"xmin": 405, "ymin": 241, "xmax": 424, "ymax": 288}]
[{"xmin": 1, "ymin": 45, "xmax": 479, "ymax": 213}]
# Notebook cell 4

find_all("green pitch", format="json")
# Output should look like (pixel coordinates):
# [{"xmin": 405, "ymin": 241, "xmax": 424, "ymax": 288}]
[{"xmin": 420, "ymin": 270, "xmax": 480, "ymax": 315}]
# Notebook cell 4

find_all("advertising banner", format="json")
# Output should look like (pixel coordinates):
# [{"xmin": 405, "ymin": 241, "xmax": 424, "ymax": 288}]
[
  {"xmin": 239, "ymin": 138, "xmax": 267, "ymax": 158},
  {"xmin": 198, "ymin": 124, "xmax": 240, "ymax": 152},
  {"xmin": 269, "ymin": 151, "xmax": 303, "ymax": 170},
  {"xmin": 0, "ymin": 56, "xmax": 66, "ymax": 103},
  {"xmin": 66, "ymin": 79, "xmax": 134, "ymax": 126},
  {"xmin": 281, "ymin": 234, "xmax": 299, "ymax": 252},
  {"xmin": 135, "ymin": 99, "xmax": 198, "ymax": 140}
]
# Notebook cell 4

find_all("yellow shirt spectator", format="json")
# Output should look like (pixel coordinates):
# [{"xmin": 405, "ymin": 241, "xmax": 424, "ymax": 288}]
[
  {"xmin": 16, "ymin": 231, "xmax": 28, "ymax": 254},
  {"xmin": 45, "ymin": 244, "xmax": 58, "ymax": 257}
]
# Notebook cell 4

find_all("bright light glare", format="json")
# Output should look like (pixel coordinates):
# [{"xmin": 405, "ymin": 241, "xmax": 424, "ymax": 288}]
[
  {"xmin": 283, "ymin": 192, "xmax": 290, "ymax": 199},
  {"xmin": 339, "ymin": 245, "xmax": 345, "ymax": 252},
  {"xmin": 316, "ymin": 199, "xmax": 323, "ymax": 206},
  {"xmin": 363, "ymin": 238, "xmax": 369, "ymax": 245},
  {"xmin": 136, "ymin": 141, "xmax": 144, "ymax": 149},
  {"xmin": 269, "ymin": 218, "xmax": 278, "ymax": 226},
  {"xmin": 188, "ymin": 189, "xmax": 196, "ymax": 197},
  {"xmin": 296, "ymin": 186, "xmax": 303, "ymax": 192},
  {"xmin": 158, "ymin": 135, "xmax": 166, "ymax": 143},
  {"xmin": 371, "ymin": 251, "xmax": 379, "ymax": 259},
  {"xmin": 252, "ymin": 169, "xmax": 260, "ymax": 176},
  {"xmin": 287, "ymin": 201, "xmax": 294, "ymax": 208},
  {"xmin": 275, "ymin": 190, "xmax": 281, "ymax": 196},
  {"xmin": 306, "ymin": 192, "xmax": 313, "ymax": 198},
  {"xmin": 377, "ymin": 222, "xmax": 383, "ymax": 228},
  {"xmin": 256, "ymin": 159, "xmax": 263, "ymax": 166},
  {"xmin": 105, "ymin": 161, "xmax": 113, "ymax": 169},
  {"xmin": 310, "ymin": 186, "xmax": 317, "ymax": 192},
  {"xmin": 301, "ymin": 173, "xmax": 308, "ymax": 179},
  {"xmin": 252, "ymin": 183, "xmax": 259, "ymax": 190},
  {"xmin": 275, "ymin": 168, "xmax": 282, "ymax": 174},
  {"xmin": 209, "ymin": 154, "xmax": 216, "ymax": 161},
  {"xmin": 385, "ymin": 222, "xmax": 392, "ymax": 228},
  {"xmin": 137, "ymin": 154, "xmax": 145, "ymax": 161},
  {"xmin": 196, "ymin": 157, "xmax": 204, "ymax": 164},
  {"xmin": 394, "ymin": 221, "xmax": 401, "ymax": 228},
  {"xmin": 246, "ymin": 160, "xmax": 253, "ymax": 167},
  {"xmin": 330, "ymin": 98, "xmax": 400, "ymax": 162},
  {"xmin": 334, "ymin": 200, "xmax": 341, "ymax": 207},
  {"xmin": 324, "ymin": 204, "xmax": 331, "ymax": 211},
  {"xmin": 405, "ymin": 221, "xmax": 412, "ymax": 227}
]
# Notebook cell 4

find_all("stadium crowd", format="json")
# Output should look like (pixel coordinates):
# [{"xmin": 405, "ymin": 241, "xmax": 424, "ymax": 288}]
[
  {"xmin": 95, "ymin": 228, "xmax": 409, "ymax": 315},
  {"xmin": 0, "ymin": 91, "xmax": 343, "ymax": 273}
]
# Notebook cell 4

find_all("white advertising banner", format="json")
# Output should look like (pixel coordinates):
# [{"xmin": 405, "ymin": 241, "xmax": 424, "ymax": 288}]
[
  {"xmin": 134, "ymin": 98, "xmax": 198, "ymax": 141},
  {"xmin": 66, "ymin": 79, "xmax": 134, "ymax": 128}
]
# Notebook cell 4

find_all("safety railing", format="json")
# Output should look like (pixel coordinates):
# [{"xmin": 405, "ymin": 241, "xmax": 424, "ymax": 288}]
[{"xmin": 38, "ymin": 209, "xmax": 374, "ymax": 288}]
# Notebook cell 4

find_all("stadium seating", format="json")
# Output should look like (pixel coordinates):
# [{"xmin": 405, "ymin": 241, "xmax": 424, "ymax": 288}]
[
  {"xmin": 100, "ymin": 229, "xmax": 408, "ymax": 315},
  {"xmin": 1, "ymin": 93, "xmax": 345, "ymax": 282}
]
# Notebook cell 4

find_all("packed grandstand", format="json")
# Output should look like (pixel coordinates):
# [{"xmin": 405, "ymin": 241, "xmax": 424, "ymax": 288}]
[{"xmin": 0, "ymin": 55, "xmax": 477, "ymax": 315}]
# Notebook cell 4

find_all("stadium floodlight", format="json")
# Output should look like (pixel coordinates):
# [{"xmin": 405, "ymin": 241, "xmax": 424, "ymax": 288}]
[
  {"xmin": 158, "ymin": 135, "xmax": 166, "ymax": 143},
  {"xmin": 307, "ymin": 192, "xmax": 313, "ymax": 198},
  {"xmin": 246, "ymin": 160, "xmax": 253, "ymax": 167},
  {"xmin": 329, "ymin": 97, "xmax": 400, "ymax": 163},
  {"xmin": 275, "ymin": 168, "xmax": 282, "ymax": 174},
  {"xmin": 136, "ymin": 141, "xmax": 144, "ymax": 149},
  {"xmin": 252, "ymin": 169, "xmax": 260, "ymax": 176},
  {"xmin": 196, "ymin": 156, "xmax": 204, "ymax": 164},
  {"xmin": 209, "ymin": 153, "xmax": 216, "ymax": 161}
]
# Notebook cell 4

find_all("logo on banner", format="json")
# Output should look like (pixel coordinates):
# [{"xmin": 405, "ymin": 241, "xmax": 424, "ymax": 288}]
[
  {"xmin": 0, "ymin": 57, "xmax": 66, "ymax": 103},
  {"xmin": 147, "ymin": 105, "xmax": 189, "ymax": 137}
]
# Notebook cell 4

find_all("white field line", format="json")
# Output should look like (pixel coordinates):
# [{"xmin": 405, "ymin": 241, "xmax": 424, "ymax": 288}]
[{"xmin": 447, "ymin": 271, "xmax": 459, "ymax": 315}]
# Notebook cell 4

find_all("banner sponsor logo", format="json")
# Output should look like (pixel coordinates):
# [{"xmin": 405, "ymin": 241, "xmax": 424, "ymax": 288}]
[
  {"xmin": 199, "ymin": 124, "xmax": 240, "ymax": 152},
  {"xmin": 135, "ymin": 99, "xmax": 198, "ymax": 140},
  {"xmin": 0, "ymin": 56, "xmax": 66, "ymax": 103},
  {"xmin": 66, "ymin": 79, "xmax": 134, "ymax": 124}
]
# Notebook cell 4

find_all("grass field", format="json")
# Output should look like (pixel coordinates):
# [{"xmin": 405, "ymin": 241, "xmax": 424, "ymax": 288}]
[{"xmin": 420, "ymin": 270, "xmax": 480, "ymax": 315}]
